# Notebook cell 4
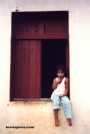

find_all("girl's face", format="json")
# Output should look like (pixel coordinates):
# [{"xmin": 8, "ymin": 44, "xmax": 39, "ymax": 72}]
[{"xmin": 57, "ymin": 70, "xmax": 64, "ymax": 78}]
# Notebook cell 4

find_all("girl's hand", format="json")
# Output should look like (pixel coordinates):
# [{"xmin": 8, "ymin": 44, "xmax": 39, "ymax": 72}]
[{"xmin": 52, "ymin": 77, "xmax": 60, "ymax": 89}]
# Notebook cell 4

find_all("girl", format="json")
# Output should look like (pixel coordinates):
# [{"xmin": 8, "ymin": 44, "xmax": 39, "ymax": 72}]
[{"xmin": 51, "ymin": 66, "xmax": 72, "ymax": 126}]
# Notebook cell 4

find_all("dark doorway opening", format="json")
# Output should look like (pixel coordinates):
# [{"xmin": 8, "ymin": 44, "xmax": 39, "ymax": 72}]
[{"xmin": 41, "ymin": 39, "xmax": 68, "ymax": 98}]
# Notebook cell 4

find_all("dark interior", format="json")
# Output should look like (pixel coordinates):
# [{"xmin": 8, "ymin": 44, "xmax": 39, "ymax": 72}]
[{"xmin": 41, "ymin": 39, "xmax": 67, "ymax": 98}]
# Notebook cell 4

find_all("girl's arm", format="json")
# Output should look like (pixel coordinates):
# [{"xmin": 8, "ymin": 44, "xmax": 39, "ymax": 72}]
[
  {"xmin": 63, "ymin": 78, "xmax": 69, "ymax": 96},
  {"xmin": 52, "ymin": 78, "xmax": 59, "ymax": 90}
]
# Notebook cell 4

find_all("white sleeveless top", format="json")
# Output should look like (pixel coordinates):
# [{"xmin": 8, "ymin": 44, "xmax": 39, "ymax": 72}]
[{"xmin": 54, "ymin": 77, "xmax": 66, "ymax": 96}]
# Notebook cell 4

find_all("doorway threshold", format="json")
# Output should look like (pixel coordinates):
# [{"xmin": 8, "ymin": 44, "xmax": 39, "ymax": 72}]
[
  {"xmin": 12, "ymin": 98, "xmax": 51, "ymax": 102},
  {"xmin": 9, "ymin": 98, "xmax": 51, "ymax": 106}
]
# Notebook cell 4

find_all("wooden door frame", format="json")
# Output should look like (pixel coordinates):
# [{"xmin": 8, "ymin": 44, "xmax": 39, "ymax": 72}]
[{"xmin": 10, "ymin": 11, "xmax": 69, "ymax": 101}]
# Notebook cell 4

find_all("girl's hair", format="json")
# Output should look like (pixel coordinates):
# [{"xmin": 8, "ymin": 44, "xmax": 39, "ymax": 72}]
[{"xmin": 56, "ymin": 65, "xmax": 65, "ymax": 74}]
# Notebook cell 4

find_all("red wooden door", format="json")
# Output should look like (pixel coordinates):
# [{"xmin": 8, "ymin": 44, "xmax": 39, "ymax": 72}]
[{"xmin": 10, "ymin": 40, "xmax": 41, "ymax": 100}]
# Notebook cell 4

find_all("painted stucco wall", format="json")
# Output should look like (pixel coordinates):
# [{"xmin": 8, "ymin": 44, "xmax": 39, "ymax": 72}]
[{"xmin": 0, "ymin": 0, "xmax": 90, "ymax": 129}]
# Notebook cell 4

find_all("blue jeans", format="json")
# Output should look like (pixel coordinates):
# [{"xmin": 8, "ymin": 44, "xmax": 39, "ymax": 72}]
[{"xmin": 51, "ymin": 92, "xmax": 72, "ymax": 119}]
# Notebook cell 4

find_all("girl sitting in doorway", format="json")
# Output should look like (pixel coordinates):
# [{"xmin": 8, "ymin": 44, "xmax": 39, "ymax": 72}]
[{"xmin": 51, "ymin": 65, "xmax": 72, "ymax": 127}]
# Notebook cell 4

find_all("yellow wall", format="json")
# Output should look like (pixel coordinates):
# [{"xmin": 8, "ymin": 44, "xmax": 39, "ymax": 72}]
[{"xmin": 0, "ymin": 0, "xmax": 90, "ymax": 126}]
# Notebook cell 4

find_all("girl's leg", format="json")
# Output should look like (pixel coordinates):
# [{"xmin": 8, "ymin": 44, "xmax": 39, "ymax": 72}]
[
  {"xmin": 53, "ymin": 109, "xmax": 60, "ymax": 126},
  {"xmin": 67, "ymin": 118, "xmax": 72, "ymax": 126},
  {"xmin": 61, "ymin": 96, "xmax": 72, "ymax": 126},
  {"xmin": 51, "ymin": 93, "xmax": 61, "ymax": 126}
]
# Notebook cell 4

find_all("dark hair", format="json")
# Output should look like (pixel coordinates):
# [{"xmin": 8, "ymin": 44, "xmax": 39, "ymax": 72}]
[{"xmin": 56, "ymin": 65, "xmax": 65, "ymax": 74}]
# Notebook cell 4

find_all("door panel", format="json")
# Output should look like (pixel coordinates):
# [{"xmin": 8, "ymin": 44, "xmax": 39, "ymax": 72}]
[{"xmin": 10, "ymin": 40, "xmax": 41, "ymax": 100}]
